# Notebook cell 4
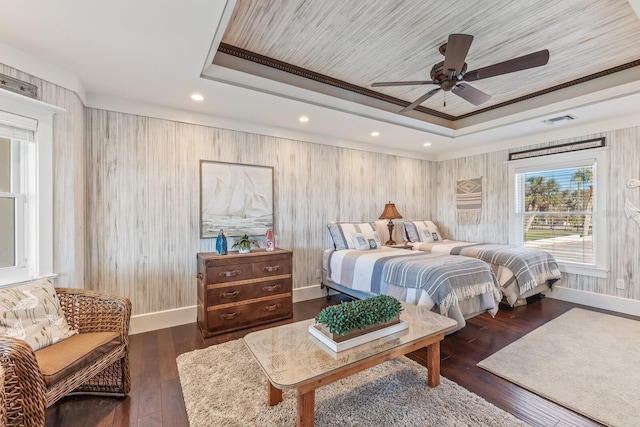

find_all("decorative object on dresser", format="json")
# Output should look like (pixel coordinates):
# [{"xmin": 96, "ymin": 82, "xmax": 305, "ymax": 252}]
[
  {"xmin": 200, "ymin": 160, "xmax": 274, "ymax": 238},
  {"xmin": 265, "ymin": 228, "xmax": 275, "ymax": 251},
  {"xmin": 196, "ymin": 249, "xmax": 293, "ymax": 337},
  {"xmin": 215, "ymin": 229, "xmax": 227, "ymax": 255},
  {"xmin": 378, "ymin": 201, "xmax": 403, "ymax": 245},
  {"xmin": 231, "ymin": 234, "xmax": 257, "ymax": 254}
]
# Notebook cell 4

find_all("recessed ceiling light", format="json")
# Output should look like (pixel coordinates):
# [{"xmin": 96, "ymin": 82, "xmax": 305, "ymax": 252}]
[
  {"xmin": 191, "ymin": 94, "xmax": 204, "ymax": 101},
  {"xmin": 371, "ymin": 131, "xmax": 380, "ymax": 137},
  {"xmin": 423, "ymin": 142, "xmax": 432, "ymax": 147},
  {"xmin": 299, "ymin": 116, "xmax": 309, "ymax": 123}
]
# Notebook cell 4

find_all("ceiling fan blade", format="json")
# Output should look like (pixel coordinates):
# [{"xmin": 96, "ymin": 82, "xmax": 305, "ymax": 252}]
[
  {"xmin": 443, "ymin": 34, "xmax": 474, "ymax": 77},
  {"xmin": 452, "ymin": 83, "xmax": 491, "ymax": 106},
  {"xmin": 371, "ymin": 80, "xmax": 434, "ymax": 87},
  {"xmin": 465, "ymin": 49, "xmax": 550, "ymax": 81},
  {"xmin": 400, "ymin": 88, "xmax": 441, "ymax": 113}
]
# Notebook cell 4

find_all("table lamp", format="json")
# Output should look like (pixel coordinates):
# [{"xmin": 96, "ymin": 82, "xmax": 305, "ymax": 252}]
[{"xmin": 378, "ymin": 201, "xmax": 403, "ymax": 245}]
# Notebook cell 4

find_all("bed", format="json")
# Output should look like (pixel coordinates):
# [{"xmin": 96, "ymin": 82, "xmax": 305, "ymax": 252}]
[
  {"xmin": 322, "ymin": 245, "xmax": 502, "ymax": 333},
  {"xmin": 403, "ymin": 220, "xmax": 561, "ymax": 306}
]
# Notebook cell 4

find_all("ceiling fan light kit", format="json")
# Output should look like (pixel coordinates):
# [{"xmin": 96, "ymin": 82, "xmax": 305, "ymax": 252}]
[{"xmin": 372, "ymin": 34, "xmax": 550, "ymax": 113}]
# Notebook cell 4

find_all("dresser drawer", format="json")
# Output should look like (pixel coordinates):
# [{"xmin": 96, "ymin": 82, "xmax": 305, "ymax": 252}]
[
  {"xmin": 252, "ymin": 258, "xmax": 291, "ymax": 278},
  {"xmin": 204, "ymin": 262, "xmax": 252, "ymax": 283},
  {"xmin": 206, "ymin": 277, "xmax": 292, "ymax": 305},
  {"xmin": 206, "ymin": 296, "xmax": 292, "ymax": 332}
]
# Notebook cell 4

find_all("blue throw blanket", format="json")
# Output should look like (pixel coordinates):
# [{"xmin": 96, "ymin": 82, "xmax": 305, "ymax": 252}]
[
  {"xmin": 382, "ymin": 253, "xmax": 500, "ymax": 316},
  {"xmin": 450, "ymin": 244, "xmax": 561, "ymax": 294}
]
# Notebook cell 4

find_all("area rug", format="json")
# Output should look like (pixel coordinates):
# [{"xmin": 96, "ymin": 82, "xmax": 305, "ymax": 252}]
[
  {"xmin": 477, "ymin": 308, "xmax": 640, "ymax": 427},
  {"xmin": 177, "ymin": 339, "xmax": 526, "ymax": 427}
]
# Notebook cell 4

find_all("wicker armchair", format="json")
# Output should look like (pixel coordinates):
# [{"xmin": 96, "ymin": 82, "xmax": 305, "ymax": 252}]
[{"xmin": 0, "ymin": 287, "xmax": 131, "ymax": 427}]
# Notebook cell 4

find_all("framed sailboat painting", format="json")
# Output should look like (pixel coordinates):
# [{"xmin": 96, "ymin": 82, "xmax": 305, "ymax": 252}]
[{"xmin": 200, "ymin": 160, "xmax": 274, "ymax": 238}]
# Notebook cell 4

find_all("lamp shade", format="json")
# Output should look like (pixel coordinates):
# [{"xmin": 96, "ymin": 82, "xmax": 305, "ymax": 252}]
[{"xmin": 378, "ymin": 202, "xmax": 403, "ymax": 220}]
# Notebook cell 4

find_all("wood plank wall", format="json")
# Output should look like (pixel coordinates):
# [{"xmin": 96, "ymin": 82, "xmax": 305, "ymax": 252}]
[
  {"xmin": 436, "ymin": 129, "xmax": 640, "ymax": 300},
  {"xmin": 85, "ymin": 109, "xmax": 436, "ymax": 314},
  {"xmin": 2, "ymin": 59, "xmax": 637, "ymax": 315},
  {"xmin": 0, "ymin": 63, "xmax": 85, "ymax": 289}
]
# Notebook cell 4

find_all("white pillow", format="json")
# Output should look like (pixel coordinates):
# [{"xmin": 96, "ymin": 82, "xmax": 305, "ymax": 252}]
[
  {"xmin": 0, "ymin": 277, "xmax": 78, "ymax": 351},
  {"xmin": 328, "ymin": 222, "xmax": 381, "ymax": 250},
  {"xmin": 403, "ymin": 220, "xmax": 443, "ymax": 243},
  {"xmin": 349, "ymin": 232, "xmax": 382, "ymax": 250}
]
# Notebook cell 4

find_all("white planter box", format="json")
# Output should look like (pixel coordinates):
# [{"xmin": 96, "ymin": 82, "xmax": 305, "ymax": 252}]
[{"xmin": 308, "ymin": 320, "xmax": 408, "ymax": 352}]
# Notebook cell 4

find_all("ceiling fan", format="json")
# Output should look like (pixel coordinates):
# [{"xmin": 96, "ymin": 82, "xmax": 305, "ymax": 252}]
[{"xmin": 371, "ymin": 34, "xmax": 549, "ymax": 113}]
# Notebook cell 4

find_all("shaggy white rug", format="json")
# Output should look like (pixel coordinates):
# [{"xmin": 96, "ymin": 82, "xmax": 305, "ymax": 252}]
[
  {"xmin": 177, "ymin": 339, "xmax": 526, "ymax": 427},
  {"xmin": 478, "ymin": 308, "xmax": 640, "ymax": 427}
]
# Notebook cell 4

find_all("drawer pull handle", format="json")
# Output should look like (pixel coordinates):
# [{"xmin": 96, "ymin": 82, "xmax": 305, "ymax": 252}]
[
  {"xmin": 219, "ymin": 270, "xmax": 241, "ymax": 278},
  {"xmin": 262, "ymin": 265, "xmax": 281, "ymax": 273},
  {"xmin": 220, "ymin": 290, "xmax": 240, "ymax": 299},
  {"xmin": 220, "ymin": 312, "xmax": 240, "ymax": 320},
  {"xmin": 263, "ymin": 304, "xmax": 281, "ymax": 312},
  {"xmin": 263, "ymin": 284, "xmax": 282, "ymax": 292}
]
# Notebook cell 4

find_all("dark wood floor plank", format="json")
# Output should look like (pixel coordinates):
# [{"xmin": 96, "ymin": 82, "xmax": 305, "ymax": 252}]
[{"xmin": 45, "ymin": 295, "xmax": 631, "ymax": 426}]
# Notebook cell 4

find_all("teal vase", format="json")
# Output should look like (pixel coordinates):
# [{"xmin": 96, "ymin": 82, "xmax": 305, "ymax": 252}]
[{"xmin": 216, "ymin": 230, "xmax": 227, "ymax": 255}]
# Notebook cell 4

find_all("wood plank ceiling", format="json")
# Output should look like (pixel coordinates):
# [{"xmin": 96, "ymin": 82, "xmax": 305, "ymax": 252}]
[{"xmin": 217, "ymin": 0, "xmax": 640, "ymax": 121}]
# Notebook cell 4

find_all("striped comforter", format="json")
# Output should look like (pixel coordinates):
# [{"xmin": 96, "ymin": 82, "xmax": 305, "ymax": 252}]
[
  {"xmin": 326, "ymin": 248, "xmax": 501, "ymax": 317},
  {"xmin": 416, "ymin": 241, "xmax": 561, "ymax": 305}
]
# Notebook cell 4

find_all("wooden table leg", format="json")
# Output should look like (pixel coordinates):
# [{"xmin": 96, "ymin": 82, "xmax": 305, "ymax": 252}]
[
  {"xmin": 426, "ymin": 341, "xmax": 441, "ymax": 387},
  {"xmin": 268, "ymin": 381, "xmax": 282, "ymax": 406},
  {"xmin": 297, "ymin": 389, "xmax": 315, "ymax": 427}
]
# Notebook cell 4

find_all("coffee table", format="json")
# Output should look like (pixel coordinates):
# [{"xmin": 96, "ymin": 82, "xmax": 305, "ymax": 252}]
[{"xmin": 243, "ymin": 303, "xmax": 458, "ymax": 426}]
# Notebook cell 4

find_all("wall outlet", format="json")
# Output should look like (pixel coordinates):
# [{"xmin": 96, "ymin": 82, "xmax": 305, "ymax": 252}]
[
  {"xmin": 616, "ymin": 279, "xmax": 625, "ymax": 289},
  {"xmin": 315, "ymin": 269, "xmax": 321, "ymax": 280}
]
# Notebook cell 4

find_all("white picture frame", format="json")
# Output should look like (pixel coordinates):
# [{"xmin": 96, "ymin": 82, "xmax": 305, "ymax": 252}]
[{"xmin": 200, "ymin": 160, "xmax": 274, "ymax": 238}]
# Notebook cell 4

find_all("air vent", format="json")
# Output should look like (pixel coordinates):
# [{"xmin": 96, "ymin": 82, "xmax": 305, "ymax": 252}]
[{"xmin": 542, "ymin": 114, "xmax": 577, "ymax": 125}]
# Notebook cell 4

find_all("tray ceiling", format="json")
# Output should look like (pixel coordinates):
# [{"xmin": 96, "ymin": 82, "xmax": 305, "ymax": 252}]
[{"xmin": 214, "ymin": 0, "xmax": 640, "ymax": 124}]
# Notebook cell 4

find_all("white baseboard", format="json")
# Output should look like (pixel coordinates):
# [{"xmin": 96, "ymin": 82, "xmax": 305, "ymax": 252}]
[
  {"xmin": 129, "ymin": 284, "xmax": 334, "ymax": 335},
  {"xmin": 545, "ymin": 286, "xmax": 640, "ymax": 317},
  {"xmin": 129, "ymin": 285, "xmax": 640, "ymax": 334},
  {"xmin": 129, "ymin": 305, "xmax": 197, "ymax": 335}
]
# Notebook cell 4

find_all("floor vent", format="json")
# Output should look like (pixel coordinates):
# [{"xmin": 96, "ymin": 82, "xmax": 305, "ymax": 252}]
[{"xmin": 542, "ymin": 114, "xmax": 576, "ymax": 125}]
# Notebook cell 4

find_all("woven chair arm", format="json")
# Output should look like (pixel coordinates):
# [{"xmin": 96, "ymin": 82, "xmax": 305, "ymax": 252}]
[
  {"xmin": 55, "ymin": 288, "xmax": 132, "ymax": 341},
  {"xmin": 0, "ymin": 337, "xmax": 46, "ymax": 427}
]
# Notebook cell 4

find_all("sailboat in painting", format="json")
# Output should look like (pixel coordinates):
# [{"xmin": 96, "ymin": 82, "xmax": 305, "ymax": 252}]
[{"xmin": 201, "ymin": 163, "xmax": 273, "ymax": 238}]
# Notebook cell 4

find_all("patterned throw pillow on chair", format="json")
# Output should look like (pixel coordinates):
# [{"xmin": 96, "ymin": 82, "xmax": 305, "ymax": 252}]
[{"xmin": 0, "ymin": 277, "xmax": 78, "ymax": 351}]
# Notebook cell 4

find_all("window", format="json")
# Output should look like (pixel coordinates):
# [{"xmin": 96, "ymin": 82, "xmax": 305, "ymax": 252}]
[
  {"xmin": 0, "ymin": 91, "xmax": 62, "ymax": 287},
  {"xmin": 509, "ymin": 147, "xmax": 608, "ymax": 278},
  {"xmin": 0, "ymin": 137, "xmax": 26, "ymax": 270}
]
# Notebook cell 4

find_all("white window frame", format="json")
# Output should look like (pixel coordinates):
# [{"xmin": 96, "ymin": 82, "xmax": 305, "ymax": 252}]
[
  {"xmin": 0, "ymin": 90, "xmax": 64, "ymax": 287},
  {"xmin": 0, "ymin": 137, "xmax": 27, "ymax": 270},
  {"xmin": 508, "ymin": 147, "xmax": 609, "ymax": 278}
]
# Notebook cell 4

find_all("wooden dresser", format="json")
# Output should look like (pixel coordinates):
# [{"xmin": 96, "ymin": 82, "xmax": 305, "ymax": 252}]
[{"xmin": 196, "ymin": 248, "xmax": 293, "ymax": 337}]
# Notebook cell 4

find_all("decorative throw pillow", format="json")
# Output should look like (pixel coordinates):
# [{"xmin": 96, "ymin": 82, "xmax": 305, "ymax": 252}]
[
  {"xmin": 0, "ymin": 277, "xmax": 78, "ymax": 351},
  {"xmin": 403, "ymin": 220, "xmax": 443, "ymax": 243},
  {"xmin": 328, "ymin": 222, "xmax": 381, "ymax": 250},
  {"xmin": 349, "ymin": 232, "xmax": 382, "ymax": 250}
]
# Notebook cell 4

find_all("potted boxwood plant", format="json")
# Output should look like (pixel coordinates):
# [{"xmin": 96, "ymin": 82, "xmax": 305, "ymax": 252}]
[
  {"xmin": 232, "ymin": 234, "xmax": 256, "ymax": 254},
  {"xmin": 314, "ymin": 295, "xmax": 403, "ymax": 341}
]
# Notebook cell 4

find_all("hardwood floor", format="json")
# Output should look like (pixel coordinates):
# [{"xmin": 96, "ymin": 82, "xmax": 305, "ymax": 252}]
[{"xmin": 46, "ymin": 295, "xmax": 622, "ymax": 426}]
